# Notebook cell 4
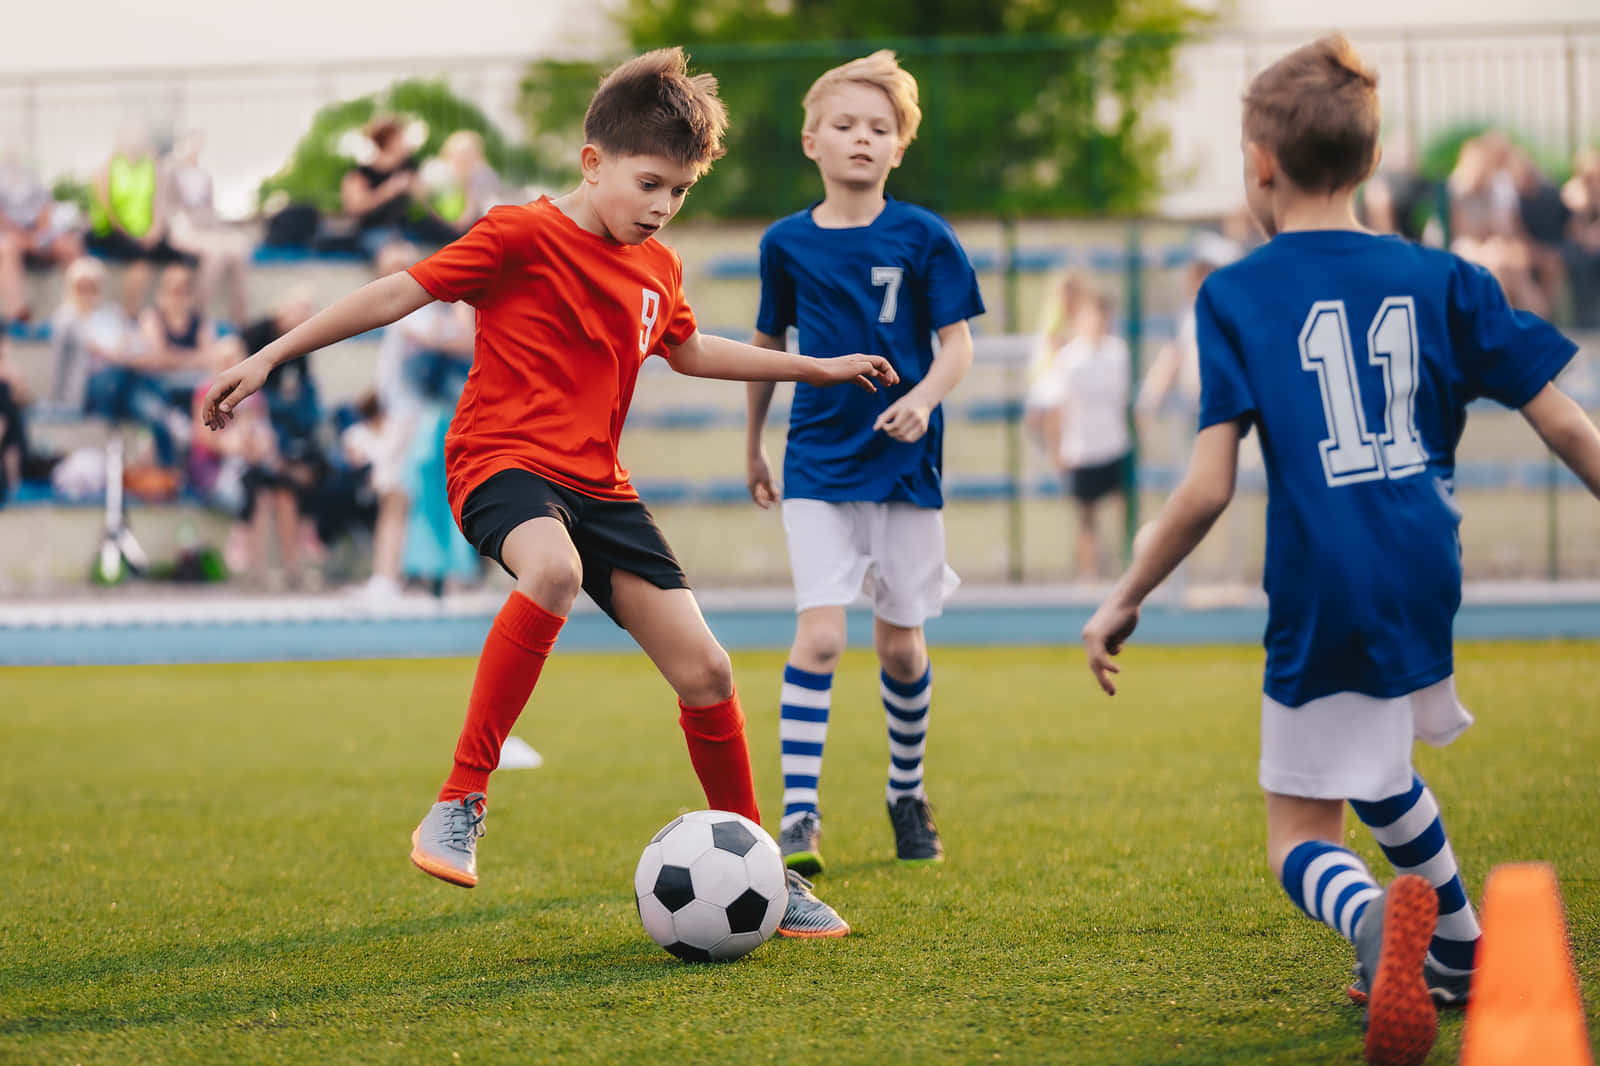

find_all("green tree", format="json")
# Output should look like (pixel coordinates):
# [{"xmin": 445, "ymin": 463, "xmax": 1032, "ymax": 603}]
[{"xmin": 516, "ymin": 1, "xmax": 1208, "ymax": 219}]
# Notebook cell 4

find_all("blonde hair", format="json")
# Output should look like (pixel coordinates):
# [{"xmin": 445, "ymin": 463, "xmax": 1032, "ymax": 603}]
[{"xmin": 803, "ymin": 50, "xmax": 922, "ymax": 149}]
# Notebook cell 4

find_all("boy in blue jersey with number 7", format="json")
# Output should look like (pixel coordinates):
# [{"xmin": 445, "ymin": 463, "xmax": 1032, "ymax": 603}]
[
  {"xmin": 745, "ymin": 51, "xmax": 985, "ymax": 874},
  {"xmin": 1081, "ymin": 34, "xmax": 1600, "ymax": 1066}
]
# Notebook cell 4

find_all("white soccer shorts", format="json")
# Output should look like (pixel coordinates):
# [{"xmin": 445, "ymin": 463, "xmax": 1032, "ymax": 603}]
[
  {"xmin": 1258, "ymin": 675, "xmax": 1474, "ymax": 802},
  {"xmin": 780, "ymin": 498, "xmax": 960, "ymax": 628}
]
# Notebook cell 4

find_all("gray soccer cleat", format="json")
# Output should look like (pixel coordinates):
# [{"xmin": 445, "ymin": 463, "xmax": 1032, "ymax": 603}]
[
  {"xmin": 887, "ymin": 795, "xmax": 945, "ymax": 864},
  {"xmin": 410, "ymin": 792, "xmax": 486, "ymax": 888},
  {"xmin": 1353, "ymin": 875, "xmax": 1439, "ymax": 1066},
  {"xmin": 778, "ymin": 812, "xmax": 825, "ymax": 878},
  {"xmin": 1349, "ymin": 957, "xmax": 1473, "ymax": 1009},
  {"xmin": 776, "ymin": 869, "xmax": 850, "ymax": 938}
]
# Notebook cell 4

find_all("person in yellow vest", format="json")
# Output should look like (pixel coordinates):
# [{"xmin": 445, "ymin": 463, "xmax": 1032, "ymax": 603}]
[
  {"xmin": 421, "ymin": 130, "xmax": 507, "ymax": 239},
  {"xmin": 86, "ymin": 127, "xmax": 190, "ymax": 309}
]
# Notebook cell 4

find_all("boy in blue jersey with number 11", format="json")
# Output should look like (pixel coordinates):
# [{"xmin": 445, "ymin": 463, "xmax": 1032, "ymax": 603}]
[
  {"xmin": 1082, "ymin": 35, "xmax": 1600, "ymax": 1066},
  {"xmin": 745, "ymin": 51, "xmax": 985, "ymax": 874}
]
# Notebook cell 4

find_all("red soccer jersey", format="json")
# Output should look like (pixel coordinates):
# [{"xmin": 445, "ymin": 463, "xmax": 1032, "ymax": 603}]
[{"xmin": 407, "ymin": 197, "xmax": 698, "ymax": 515}]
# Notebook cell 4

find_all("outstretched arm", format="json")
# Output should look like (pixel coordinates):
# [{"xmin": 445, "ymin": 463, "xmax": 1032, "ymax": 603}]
[
  {"xmin": 203, "ymin": 271, "xmax": 432, "ymax": 429},
  {"xmin": 1081, "ymin": 419, "xmax": 1241, "ymax": 695},
  {"xmin": 745, "ymin": 331, "xmax": 785, "ymax": 509},
  {"xmin": 668, "ymin": 330, "xmax": 897, "ymax": 392},
  {"xmin": 1521, "ymin": 383, "xmax": 1600, "ymax": 497},
  {"xmin": 873, "ymin": 319, "xmax": 975, "ymax": 443}
]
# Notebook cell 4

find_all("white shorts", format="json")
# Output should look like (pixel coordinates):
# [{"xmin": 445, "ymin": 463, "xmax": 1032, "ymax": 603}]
[
  {"xmin": 1259, "ymin": 676, "xmax": 1474, "ymax": 802},
  {"xmin": 781, "ymin": 498, "xmax": 960, "ymax": 628}
]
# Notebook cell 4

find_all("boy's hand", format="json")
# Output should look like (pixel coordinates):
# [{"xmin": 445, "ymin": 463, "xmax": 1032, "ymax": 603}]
[
  {"xmin": 1081, "ymin": 599, "xmax": 1140, "ymax": 696},
  {"xmin": 202, "ymin": 354, "xmax": 270, "ymax": 430},
  {"xmin": 747, "ymin": 447, "xmax": 778, "ymax": 509},
  {"xmin": 806, "ymin": 354, "xmax": 898, "ymax": 392},
  {"xmin": 873, "ymin": 396, "xmax": 932, "ymax": 442}
]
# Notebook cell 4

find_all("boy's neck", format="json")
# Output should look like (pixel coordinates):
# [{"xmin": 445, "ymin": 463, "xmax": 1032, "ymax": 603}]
[
  {"xmin": 811, "ymin": 184, "xmax": 888, "ymax": 229},
  {"xmin": 1271, "ymin": 188, "xmax": 1365, "ymax": 235}
]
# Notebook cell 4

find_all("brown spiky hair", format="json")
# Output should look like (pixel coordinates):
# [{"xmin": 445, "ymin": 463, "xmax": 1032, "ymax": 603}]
[
  {"xmin": 1243, "ymin": 34, "xmax": 1381, "ymax": 193},
  {"xmin": 802, "ymin": 50, "xmax": 922, "ymax": 150},
  {"xmin": 583, "ymin": 47, "xmax": 728, "ymax": 173}
]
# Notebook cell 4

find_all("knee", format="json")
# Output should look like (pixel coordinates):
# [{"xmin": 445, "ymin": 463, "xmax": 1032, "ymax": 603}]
[
  {"xmin": 514, "ymin": 552, "xmax": 582, "ymax": 613},
  {"xmin": 875, "ymin": 630, "xmax": 927, "ymax": 683},
  {"xmin": 792, "ymin": 621, "xmax": 846, "ymax": 672},
  {"xmin": 677, "ymin": 644, "xmax": 734, "ymax": 706}
]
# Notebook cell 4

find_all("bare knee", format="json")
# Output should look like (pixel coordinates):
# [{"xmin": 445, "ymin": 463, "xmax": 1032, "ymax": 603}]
[
  {"xmin": 791, "ymin": 611, "xmax": 847, "ymax": 673},
  {"xmin": 514, "ymin": 552, "xmax": 582, "ymax": 615},
  {"xmin": 874, "ymin": 625, "xmax": 927, "ymax": 683},
  {"xmin": 675, "ymin": 644, "xmax": 734, "ymax": 707}
]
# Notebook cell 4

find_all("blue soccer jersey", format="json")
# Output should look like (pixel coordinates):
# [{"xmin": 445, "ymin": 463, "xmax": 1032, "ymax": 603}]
[
  {"xmin": 1197, "ymin": 231, "xmax": 1576, "ymax": 707},
  {"xmin": 756, "ymin": 197, "xmax": 985, "ymax": 506}
]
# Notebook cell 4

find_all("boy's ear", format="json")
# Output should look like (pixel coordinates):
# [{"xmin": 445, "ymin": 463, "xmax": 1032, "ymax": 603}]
[
  {"xmin": 579, "ymin": 144, "xmax": 603, "ymax": 183},
  {"xmin": 800, "ymin": 128, "xmax": 820, "ymax": 162},
  {"xmin": 1245, "ymin": 141, "xmax": 1275, "ymax": 189},
  {"xmin": 889, "ymin": 143, "xmax": 906, "ymax": 170}
]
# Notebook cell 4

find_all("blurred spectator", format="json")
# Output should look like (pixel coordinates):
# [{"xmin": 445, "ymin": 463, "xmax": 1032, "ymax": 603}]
[
  {"xmin": 358, "ymin": 240, "xmax": 473, "ymax": 600},
  {"xmin": 1448, "ymin": 131, "xmax": 1546, "ymax": 315},
  {"xmin": 1563, "ymin": 148, "xmax": 1600, "ymax": 328},
  {"xmin": 85, "ymin": 126, "xmax": 189, "ymax": 310},
  {"xmin": 1360, "ymin": 132, "xmax": 1438, "ymax": 244},
  {"xmin": 159, "ymin": 132, "xmax": 253, "ymax": 324},
  {"xmin": 0, "ymin": 151, "xmax": 86, "ymax": 322},
  {"xmin": 1026, "ymin": 271, "xmax": 1089, "ymax": 403},
  {"xmin": 338, "ymin": 115, "xmax": 457, "ymax": 260},
  {"xmin": 420, "ymin": 130, "xmax": 507, "ymax": 237},
  {"xmin": 401, "ymin": 403, "xmax": 481, "ymax": 596},
  {"xmin": 0, "ymin": 326, "xmax": 32, "ymax": 504},
  {"xmin": 139, "ymin": 263, "xmax": 217, "ymax": 377},
  {"xmin": 189, "ymin": 335, "xmax": 282, "ymax": 583},
  {"xmin": 1025, "ymin": 288, "xmax": 1131, "ymax": 581},
  {"xmin": 236, "ymin": 287, "xmax": 328, "ymax": 585},
  {"xmin": 51, "ymin": 257, "xmax": 184, "ymax": 468},
  {"xmin": 1509, "ymin": 150, "xmax": 1571, "ymax": 321},
  {"xmin": 1135, "ymin": 233, "xmax": 1241, "ymax": 442}
]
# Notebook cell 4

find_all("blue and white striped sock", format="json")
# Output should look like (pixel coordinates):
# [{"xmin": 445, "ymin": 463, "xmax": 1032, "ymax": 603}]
[
  {"xmin": 1280, "ymin": 840, "xmax": 1383, "ymax": 943},
  {"xmin": 882, "ymin": 665, "xmax": 932, "ymax": 804},
  {"xmin": 778, "ymin": 664, "xmax": 832, "ymax": 831},
  {"xmin": 1351, "ymin": 773, "xmax": 1481, "ymax": 976}
]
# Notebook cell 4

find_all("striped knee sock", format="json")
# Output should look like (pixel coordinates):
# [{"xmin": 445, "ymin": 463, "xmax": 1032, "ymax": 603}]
[
  {"xmin": 1350, "ymin": 774, "xmax": 1481, "ymax": 976},
  {"xmin": 1280, "ymin": 840, "xmax": 1383, "ymax": 943},
  {"xmin": 779, "ymin": 664, "xmax": 832, "ymax": 831},
  {"xmin": 882, "ymin": 665, "xmax": 932, "ymax": 804}
]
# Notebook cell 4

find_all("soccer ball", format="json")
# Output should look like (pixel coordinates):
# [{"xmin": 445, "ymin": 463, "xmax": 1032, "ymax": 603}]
[{"xmin": 634, "ymin": 810, "xmax": 787, "ymax": 962}]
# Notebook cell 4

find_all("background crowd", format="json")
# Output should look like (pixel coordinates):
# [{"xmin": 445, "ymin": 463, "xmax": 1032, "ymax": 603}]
[{"xmin": 2, "ymin": 116, "xmax": 1599, "ymax": 587}]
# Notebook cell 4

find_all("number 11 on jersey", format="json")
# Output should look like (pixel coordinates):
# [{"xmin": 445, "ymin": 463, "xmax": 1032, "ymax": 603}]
[{"xmin": 1298, "ymin": 297, "xmax": 1427, "ymax": 488}]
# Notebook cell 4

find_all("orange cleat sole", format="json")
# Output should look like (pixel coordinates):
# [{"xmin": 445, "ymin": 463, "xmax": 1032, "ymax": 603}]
[
  {"xmin": 409, "ymin": 828, "xmax": 477, "ymax": 888},
  {"xmin": 1364, "ymin": 874, "xmax": 1440, "ymax": 1066},
  {"xmin": 775, "ymin": 923, "xmax": 850, "ymax": 939}
]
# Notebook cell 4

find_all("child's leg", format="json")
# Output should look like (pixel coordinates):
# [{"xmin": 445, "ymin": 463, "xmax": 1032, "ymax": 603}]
[
  {"xmin": 437, "ymin": 515, "xmax": 575, "ymax": 802},
  {"xmin": 874, "ymin": 618, "xmax": 931, "ymax": 804},
  {"xmin": 1074, "ymin": 498, "xmax": 1099, "ymax": 579},
  {"xmin": 1350, "ymin": 774, "xmax": 1481, "ymax": 978},
  {"xmin": 609, "ymin": 571, "xmax": 758, "ymax": 825},
  {"xmin": 1267, "ymin": 792, "xmax": 1382, "ymax": 942},
  {"xmin": 779, "ymin": 606, "xmax": 846, "ymax": 830}
]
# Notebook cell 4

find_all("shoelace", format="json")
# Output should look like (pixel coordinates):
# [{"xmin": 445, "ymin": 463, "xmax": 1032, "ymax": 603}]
[{"xmin": 443, "ymin": 793, "xmax": 487, "ymax": 850}]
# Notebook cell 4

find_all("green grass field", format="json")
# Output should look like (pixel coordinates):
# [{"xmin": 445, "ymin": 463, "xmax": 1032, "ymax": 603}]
[{"xmin": 3, "ymin": 641, "xmax": 1596, "ymax": 1064}]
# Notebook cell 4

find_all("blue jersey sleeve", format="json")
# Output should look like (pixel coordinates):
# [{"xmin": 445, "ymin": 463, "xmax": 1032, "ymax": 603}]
[
  {"xmin": 1195, "ymin": 281, "xmax": 1257, "ymax": 431},
  {"xmin": 922, "ymin": 221, "xmax": 986, "ymax": 329},
  {"xmin": 1448, "ymin": 257, "xmax": 1577, "ymax": 408},
  {"xmin": 755, "ymin": 228, "xmax": 795, "ymax": 338}
]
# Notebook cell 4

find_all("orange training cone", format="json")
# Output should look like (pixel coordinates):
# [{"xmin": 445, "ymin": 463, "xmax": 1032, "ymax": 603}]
[{"xmin": 1460, "ymin": 862, "xmax": 1593, "ymax": 1066}]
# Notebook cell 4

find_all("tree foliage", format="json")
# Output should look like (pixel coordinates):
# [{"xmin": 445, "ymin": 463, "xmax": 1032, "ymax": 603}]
[{"xmin": 516, "ymin": 0, "xmax": 1208, "ymax": 219}]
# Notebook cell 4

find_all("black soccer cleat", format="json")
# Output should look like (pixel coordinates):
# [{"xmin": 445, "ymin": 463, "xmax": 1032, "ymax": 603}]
[{"xmin": 887, "ymin": 795, "xmax": 945, "ymax": 864}]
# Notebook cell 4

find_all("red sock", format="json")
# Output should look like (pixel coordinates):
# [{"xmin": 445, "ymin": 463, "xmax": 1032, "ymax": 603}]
[
  {"xmin": 678, "ymin": 692, "xmax": 761, "ymax": 826},
  {"xmin": 439, "ymin": 592, "xmax": 565, "ymax": 802}
]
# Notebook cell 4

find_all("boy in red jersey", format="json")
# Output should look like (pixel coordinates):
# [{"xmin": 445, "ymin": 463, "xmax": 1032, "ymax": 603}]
[{"xmin": 203, "ymin": 48, "xmax": 894, "ymax": 937}]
